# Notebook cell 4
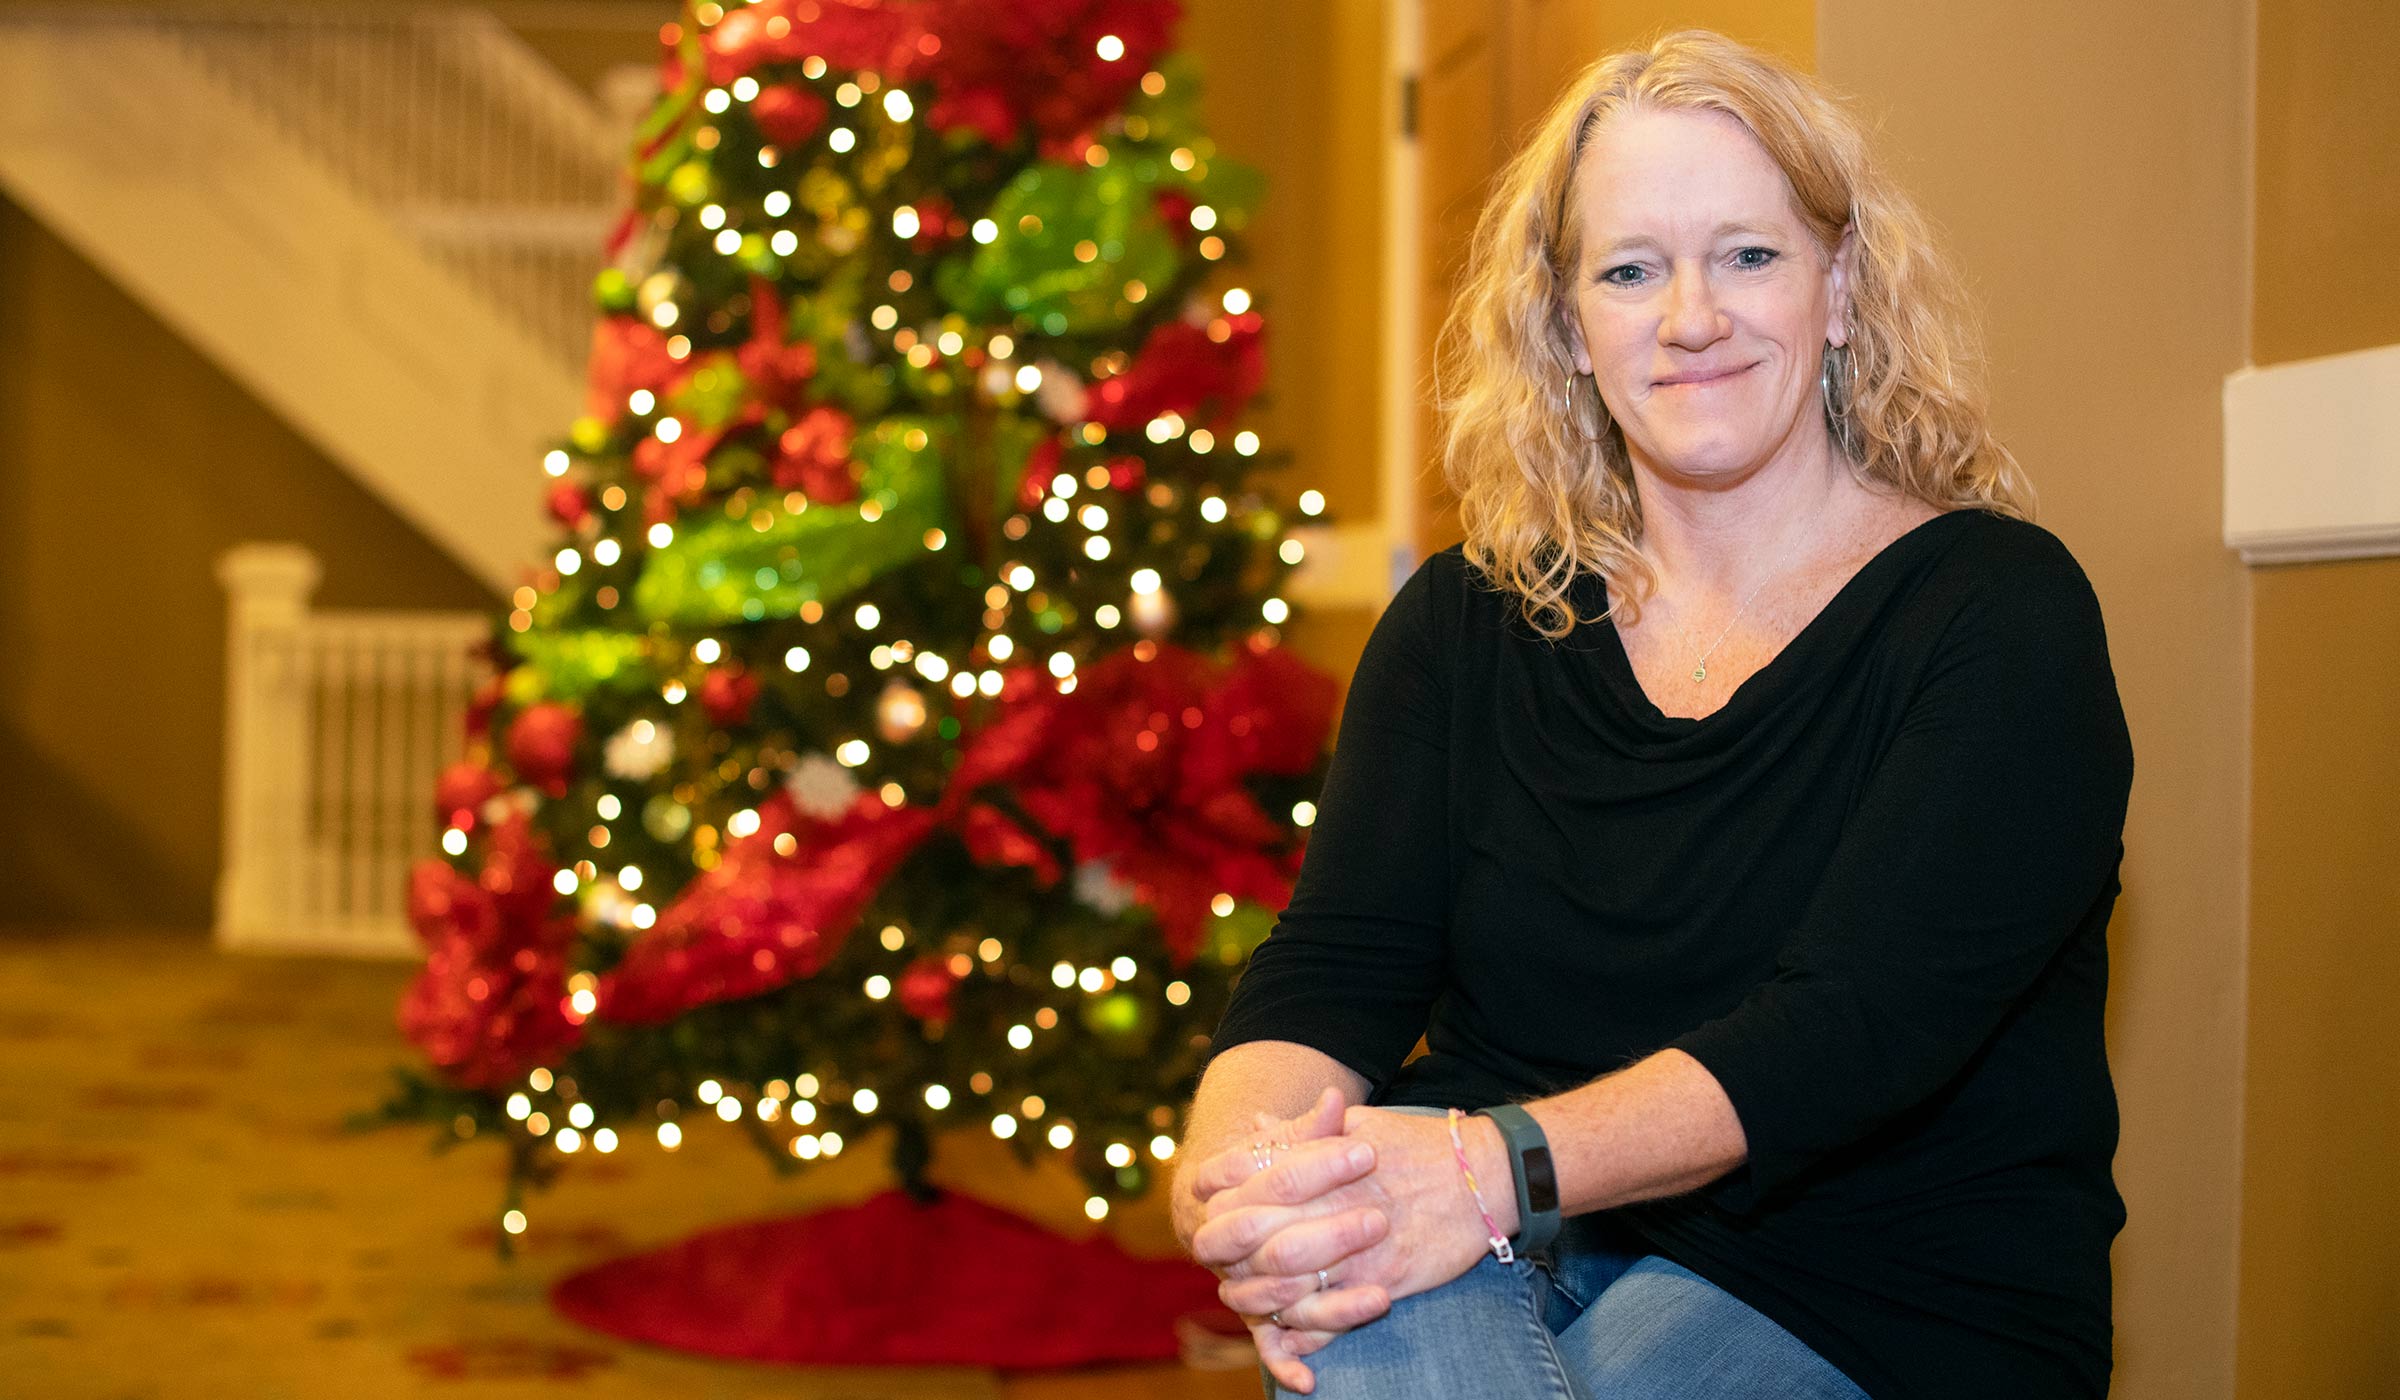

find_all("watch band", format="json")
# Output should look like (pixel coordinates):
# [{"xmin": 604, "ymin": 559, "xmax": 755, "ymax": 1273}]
[{"xmin": 1473, "ymin": 1103, "xmax": 1562, "ymax": 1255}]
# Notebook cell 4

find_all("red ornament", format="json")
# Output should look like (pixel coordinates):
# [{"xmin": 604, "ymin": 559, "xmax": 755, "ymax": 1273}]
[
  {"xmin": 699, "ymin": 666, "xmax": 761, "ymax": 728},
  {"xmin": 1153, "ymin": 188, "xmax": 1197, "ymax": 242},
  {"xmin": 909, "ymin": 193, "xmax": 960, "ymax": 252},
  {"xmin": 752, "ymin": 84, "xmax": 830, "ymax": 148},
  {"xmin": 434, "ymin": 761, "xmax": 502, "ymax": 827},
  {"xmin": 547, "ymin": 482, "xmax": 592, "ymax": 530},
  {"xmin": 505, "ymin": 702, "xmax": 582, "ymax": 797},
  {"xmin": 1013, "ymin": 435, "xmax": 1064, "ymax": 512},
  {"xmin": 896, "ymin": 954, "xmax": 957, "ymax": 1024}
]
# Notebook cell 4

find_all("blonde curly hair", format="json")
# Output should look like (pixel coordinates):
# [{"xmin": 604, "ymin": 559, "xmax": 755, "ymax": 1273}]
[{"xmin": 1433, "ymin": 29, "xmax": 2032, "ymax": 638}]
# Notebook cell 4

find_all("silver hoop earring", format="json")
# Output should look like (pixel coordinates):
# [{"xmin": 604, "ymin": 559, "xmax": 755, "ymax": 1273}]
[
  {"xmin": 1821, "ymin": 342, "xmax": 1862, "ymax": 460},
  {"xmin": 1559, "ymin": 368, "xmax": 1604, "ymax": 445}
]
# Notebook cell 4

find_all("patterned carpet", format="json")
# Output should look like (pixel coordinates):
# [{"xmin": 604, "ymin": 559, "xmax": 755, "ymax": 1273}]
[{"xmin": 0, "ymin": 927, "xmax": 1257, "ymax": 1400}]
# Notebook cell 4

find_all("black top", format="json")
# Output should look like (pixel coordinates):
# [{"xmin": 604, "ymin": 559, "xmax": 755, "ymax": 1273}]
[{"xmin": 1207, "ymin": 509, "xmax": 2133, "ymax": 1400}]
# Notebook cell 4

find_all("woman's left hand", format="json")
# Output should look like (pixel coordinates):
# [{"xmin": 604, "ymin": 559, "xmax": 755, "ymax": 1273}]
[{"xmin": 1192, "ymin": 1105, "xmax": 1509, "ymax": 1330}]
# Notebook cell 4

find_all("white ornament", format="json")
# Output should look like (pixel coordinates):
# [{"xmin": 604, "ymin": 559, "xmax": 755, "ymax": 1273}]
[
  {"xmin": 604, "ymin": 718, "xmax": 675, "ymax": 780},
  {"xmin": 785, "ymin": 751, "xmax": 861, "ymax": 819},
  {"xmin": 481, "ymin": 787, "xmax": 543, "ymax": 824},
  {"xmin": 1073, "ymin": 859, "xmax": 1138, "ymax": 916},
  {"xmin": 1033, "ymin": 359, "xmax": 1090, "ymax": 423}
]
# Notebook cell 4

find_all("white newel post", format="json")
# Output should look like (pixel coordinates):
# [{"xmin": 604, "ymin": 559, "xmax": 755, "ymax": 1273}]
[{"xmin": 215, "ymin": 543, "xmax": 322, "ymax": 952}]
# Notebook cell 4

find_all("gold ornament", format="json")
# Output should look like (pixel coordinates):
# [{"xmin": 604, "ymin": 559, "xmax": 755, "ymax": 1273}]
[
  {"xmin": 876, "ymin": 681, "xmax": 928, "ymax": 743},
  {"xmin": 1130, "ymin": 585, "xmax": 1178, "ymax": 638}
]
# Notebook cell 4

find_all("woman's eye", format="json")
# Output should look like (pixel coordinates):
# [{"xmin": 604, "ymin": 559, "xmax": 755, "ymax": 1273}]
[
  {"xmin": 1732, "ymin": 246, "xmax": 1780, "ymax": 270},
  {"xmin": 1600, "ymin": 264, "xmax": 1647, "ymax": 287}
]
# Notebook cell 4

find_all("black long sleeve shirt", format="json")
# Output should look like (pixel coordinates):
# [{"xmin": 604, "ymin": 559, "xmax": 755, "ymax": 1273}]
[{"xmin": 1207, "ymin": 509, "xmax": 2133, "ymax": 1400}]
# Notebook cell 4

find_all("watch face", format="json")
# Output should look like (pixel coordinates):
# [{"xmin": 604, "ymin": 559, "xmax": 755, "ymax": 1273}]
[{"xmin": 1523, "ymin": 1145, "xmax": 1560, "ymax": 1214}]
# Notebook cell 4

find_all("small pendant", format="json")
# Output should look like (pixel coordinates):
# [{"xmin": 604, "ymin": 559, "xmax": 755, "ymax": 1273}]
[{"xmin": 1692, "ymin": 665, "xmax": 1708, "ymax": 682}]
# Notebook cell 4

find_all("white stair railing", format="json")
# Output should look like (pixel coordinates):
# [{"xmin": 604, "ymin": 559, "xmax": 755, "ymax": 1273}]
[
  {"xmin": 217, "ymin": 543, "xmax": 490, "ymax": 957},
  {"xmin": 156, "ymin": 6, "xmax": 624, "ymax": 370},
  {"xmin": 0, "ymin": 8, "xmax": 615, "ymax": 588}
]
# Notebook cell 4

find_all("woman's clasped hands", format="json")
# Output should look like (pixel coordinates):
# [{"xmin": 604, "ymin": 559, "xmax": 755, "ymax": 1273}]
[{"xmin": 1185, "ymin": 1088, "xmax": 1508, "ymax": 1393}]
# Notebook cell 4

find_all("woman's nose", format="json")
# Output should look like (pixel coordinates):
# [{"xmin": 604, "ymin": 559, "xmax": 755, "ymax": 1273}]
[{"xmin": 1657, "ymin": 269, "xmax": 1730, "ymax": 350}]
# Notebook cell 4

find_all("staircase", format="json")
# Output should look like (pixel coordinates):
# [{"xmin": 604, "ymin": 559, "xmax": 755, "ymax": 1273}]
[{"xmin": 0, "ymin": 6, "xmax": 625, "ymax": 590}]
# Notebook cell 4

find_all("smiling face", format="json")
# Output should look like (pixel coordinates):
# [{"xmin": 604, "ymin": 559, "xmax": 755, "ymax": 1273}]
[{"xmin": 1564, "ymin": 105, "xmax": 1852, "ymax": 487}]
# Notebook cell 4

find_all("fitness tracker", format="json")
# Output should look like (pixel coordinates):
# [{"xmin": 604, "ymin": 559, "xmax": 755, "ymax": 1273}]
[{"xmin": 1473, "ymin": 1102, "xmax": 1562, "ymax": 1255}]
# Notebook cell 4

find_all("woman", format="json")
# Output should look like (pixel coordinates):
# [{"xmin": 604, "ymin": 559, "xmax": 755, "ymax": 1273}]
[{"xmin": 1170, "ymin": 30, "xmax": 2132, "ymax": 1400}]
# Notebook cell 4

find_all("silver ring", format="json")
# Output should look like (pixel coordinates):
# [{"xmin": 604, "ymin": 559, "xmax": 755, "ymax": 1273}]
[
  {"xmin": 1270, "ymin": 1309, "xmax": 1286, "ymax": 1327},
  {"xmin": 1250, "ymin": 1140, "xmax": 1274, "ymax": 1174},
  {"xmin": 1317, "ymin": 1268, "xmax": 1331, "ymax": 1292}
]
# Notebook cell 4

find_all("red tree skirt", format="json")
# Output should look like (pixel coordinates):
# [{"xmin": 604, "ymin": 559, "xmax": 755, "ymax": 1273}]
[{"xmin": 549, "ymin": 1188, "xmax": 1241, "ymax": 1370}]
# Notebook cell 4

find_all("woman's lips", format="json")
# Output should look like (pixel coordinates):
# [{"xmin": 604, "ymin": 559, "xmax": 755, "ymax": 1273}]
[{"xmin": 1652, "ymin": 363, "xmax": 1756, "ymax": 388}]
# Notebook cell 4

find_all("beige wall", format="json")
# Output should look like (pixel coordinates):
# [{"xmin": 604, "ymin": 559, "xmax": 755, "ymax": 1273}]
[
  {"xmin": 1814, "ymin": 7, "xmax": 2254, "ymax": 1398},
  {"xmin": 2251, "ymin": 0, "xmax": 2400, "ymax": 366},
  {"xmin": 2236, "ymin": 3, "xmax": 2400, "ymax": 1396},
  {"xmin": 0, "ymin": 196, "xmax": 495, "ymax": 928}
]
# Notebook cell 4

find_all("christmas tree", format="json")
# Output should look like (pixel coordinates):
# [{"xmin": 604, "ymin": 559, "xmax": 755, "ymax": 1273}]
[{"xmin": 361, "ymin": 0, "xmax": 1340, "ymax": 1249}]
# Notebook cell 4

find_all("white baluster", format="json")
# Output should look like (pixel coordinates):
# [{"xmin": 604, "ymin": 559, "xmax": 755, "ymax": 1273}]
[{"xmin": 214, "ymin": 543, "xmax": 321, "ymax": 951}]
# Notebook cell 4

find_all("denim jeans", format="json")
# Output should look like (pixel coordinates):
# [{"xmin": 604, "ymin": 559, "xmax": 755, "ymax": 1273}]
[{"xmin": 1259, "ymin": 1109, "xmax": 1868, "ymax": 1400}]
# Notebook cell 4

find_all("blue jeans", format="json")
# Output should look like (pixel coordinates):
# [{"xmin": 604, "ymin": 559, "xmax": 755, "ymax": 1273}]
[{"xmin": 1261, "ymin": 1113, "xmax": 1867, "ymax": 1399}]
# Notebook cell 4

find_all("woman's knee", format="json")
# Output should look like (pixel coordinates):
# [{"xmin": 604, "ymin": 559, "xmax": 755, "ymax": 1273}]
[{"xmin": 1264, "ymin": 1257, "xmax": 1579, "ymax": 1400}]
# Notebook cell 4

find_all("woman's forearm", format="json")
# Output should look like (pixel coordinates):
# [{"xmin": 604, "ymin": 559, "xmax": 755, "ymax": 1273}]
[
  {"xmin": 1172, "ymin": 1040, "xmax": 1369, "ymax": 1249},
  {"xmin": 1513, "ymin": 1048, "xmax": 1749, "ymax": 1229}
]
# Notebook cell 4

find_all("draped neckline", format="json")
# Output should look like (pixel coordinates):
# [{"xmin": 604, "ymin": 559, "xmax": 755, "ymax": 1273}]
[{"xmin": 1586, "ymin": 508, "xmax": 1981, "ymax": 735}]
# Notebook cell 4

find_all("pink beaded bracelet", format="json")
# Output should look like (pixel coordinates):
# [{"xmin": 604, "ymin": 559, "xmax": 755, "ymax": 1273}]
[{"xmin": 1447, "ymin": 1107, "xmax": 1515, "ymax": 1264}]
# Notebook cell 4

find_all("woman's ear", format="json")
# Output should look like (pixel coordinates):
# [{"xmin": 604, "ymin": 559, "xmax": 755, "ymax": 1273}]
[
  {"xmin": 1559, "ymin": 307, "xmax": 1593, "ymax": 377},
  {"xmin": 1826, "ymin": 224, "xmax": 1858, "ymax": 348}
]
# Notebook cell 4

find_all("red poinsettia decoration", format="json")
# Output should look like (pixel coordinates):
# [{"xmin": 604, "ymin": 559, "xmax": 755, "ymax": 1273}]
[
  {"xmin": 399, "ymin": 814, "xmax": 584, "ymax": 1089},
  {"xmin": 702, "ymin": 0, "xmax": 923, "ymax": 87},
  {"xmin": 735, "ymin": 274, "xmax": 818, "ymax": 411},
  {"xmin": 697, "ymin": 0, "xmax": 1172, "ymax": 154},
  {"xmin": 1083, "ymin": 311, "xmax": 1266, "ymax": 435},
  {"xmin": 595, "ymin": 791, "xmax": 939, "ymax": 1025},
  {"xmin": 771, "ymin": 405, "xmax": 861, "ymax": 503},
  {"xmin": 917, "ymin": 0, "xmax": 1178, "ymax": 153},
  {"xmin": 585, "ymin": 315, "xmax": 682, "ymax": 427},
  {"xmin": 942, "ymin": 641, "xmax": 1336, "ymax": 964}
]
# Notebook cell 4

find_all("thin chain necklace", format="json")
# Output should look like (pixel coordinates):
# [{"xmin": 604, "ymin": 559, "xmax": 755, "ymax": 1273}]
[{"xmin": 1683, "ymin": 499, "xmax": 1834, "ymax": 684}]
